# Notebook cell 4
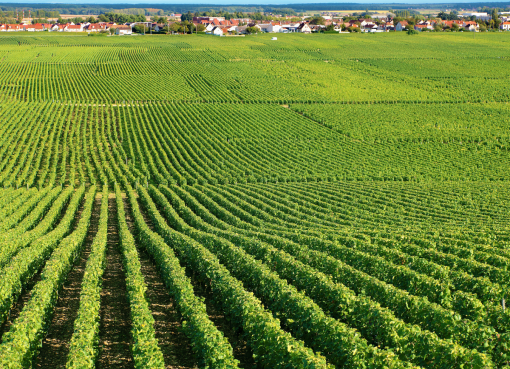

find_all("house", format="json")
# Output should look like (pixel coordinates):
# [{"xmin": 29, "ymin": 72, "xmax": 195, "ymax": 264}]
[
  {"xmin": 443, "ymin": 20, "xmax": 463, "ymax": 29},
  {"xmin": 414, "ymin": 24, "xmax": 429, "ymax": 31},
  {"xmin": 115, "ymin": 25, "xmax": 132, "ymax": 35},
  {"xmin": 297, "ymin": 22, "xmax": 311, "ymax": 33},
  {"xmin": 150, "ymin": 23, "xmax": 166, "ymax": 32},
  {"xmin": 384, "ymin": 21, "xmax": 394, "ymax": 31},
  {"xmin": 362, "ymin": 23, "xmax": 378, "ymax": 32},
  {"xmin": 0, "ymin": 24, "xmax": 7, "ymax": 31},
  {"xmin": 207, "ymin": 26, "xmax": 223, "ymax": 36},
  {"xmin": 417, "ymin": 21, "xmax": 433, "ymax": 30},
  {"xmin": 358, "ymin": 19, "xmax": 374, "ymax": 27},
  {"xmin": 7, "ymin": 24, "xmax": 24, "ymax": 31},
  {"xmin": 310, "ymin": 25, "xmax": 325, "ymax": 32},
  {"xmin": 86, "ymin": 23, "xmax": 106, "ymax": 32},
  {"xmin": 237, "ymin": 25, "xmax": 248, "ymax": 34},
  {"xmin": 501, "ymin": 22, "xmax": 510, "ymax": 31},
  {"xmin": 268, "ymin": 22, "xmax": 282, "ymax": 33},
  {"xmin": 258, "ymin": 22, "xmax": 282, "ymax": 33},
  {"xmin": 395, "ymin": 21, "xmax": 408, "ymax": 31},
  {"xmin": 87, "ymin": 24, "xmax": 107, "ymax": 32},
  {"xmin": 25, "ymin": 23, "xmax": 45, "ymax": 32},
  {"xmin": 66, "ymin": 24, "xmax": 83, "ymax": 32},
  {"xmin": 249, "ymin": 23, "xmax": 262, "ymax": 31},
  {"xmin": 463, "ymin": 21, "xmax": 479, "ymax": 31}
]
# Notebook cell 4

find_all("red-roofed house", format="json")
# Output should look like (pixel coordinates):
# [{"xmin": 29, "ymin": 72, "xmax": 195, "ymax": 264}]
[
  {"xmin": 395, "ymin": 21, "xmax": 408, "ymax": 31},
  {"xmin": 443, "ymin": 20, "xmax": 463, "ymax": 28},
  {"xmin": 501, "ymin": 22, "xmax": 510, "ymax": 31},
  {"xmin": 66, "ymin": 24, "xmax": 83, "ymax": 32},
  {"xmin": 7, "ymin": 24, "xmax": 24, "ymax": 31},
  {"xmin": 0, "ymin": 24, "xmax": 7, "ymax": 32},
  {"xmin": 87, "ymin": 23, "xmax": 106, "ymax": 32},
  {"xmin": 414, "ymin": 24, "xmax": 429, "ymax": 31},
  {"xmin": 463, "ymin": 21, "xmax": 479, "ymax": 31},
  {"xmin": 25, "ymin": 23, "xmax": 45, "ymax": 31}
]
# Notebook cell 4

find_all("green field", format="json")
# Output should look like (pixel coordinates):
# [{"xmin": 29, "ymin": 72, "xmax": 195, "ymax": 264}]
[{"xmin": 0, "ymin": 32, "xmax": 508, "ymax": 368}]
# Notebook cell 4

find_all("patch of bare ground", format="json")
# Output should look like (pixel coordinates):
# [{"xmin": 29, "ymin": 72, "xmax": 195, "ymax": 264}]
[
  {"xmin": 97, "ymin": 197, "xmax": 134, "ymax": 369},
  {"xmin": 33, "ymin": 196, "xmax": 102, "ymax": 369},
  {"xmin": 135, "ymin": 196, "xmax": 257, "ymax": 369}
]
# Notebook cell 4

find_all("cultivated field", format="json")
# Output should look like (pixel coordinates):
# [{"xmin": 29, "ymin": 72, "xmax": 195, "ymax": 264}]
[{"xmin": 0, "ymin": 32, "xmax": 508, "ymax": 368}]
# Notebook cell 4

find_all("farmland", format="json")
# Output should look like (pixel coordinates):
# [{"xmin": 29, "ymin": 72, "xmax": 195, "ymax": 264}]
[{"xmin": 0, "ymin": 32, "xmax": 508, "ymax": 368}]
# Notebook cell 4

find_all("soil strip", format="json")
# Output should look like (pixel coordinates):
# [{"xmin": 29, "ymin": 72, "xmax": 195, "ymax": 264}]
[
  {"xmin": 96, "ymin": 197, "xmax": 134, "ymax": 369},
  {"xmin": 33, "ymin": 196, "xmax": 102, "ymax": 368}
]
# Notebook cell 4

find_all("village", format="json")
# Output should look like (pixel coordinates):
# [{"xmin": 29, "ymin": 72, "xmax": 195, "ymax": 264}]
[{"xmin": 1, "ymin": 11, "xmax": 509, "ymax": 35}]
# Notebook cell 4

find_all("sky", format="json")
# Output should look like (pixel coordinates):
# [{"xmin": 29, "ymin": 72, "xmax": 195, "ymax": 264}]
[{"xmin": 0, "ymin": 0, "xmax": 502, "ymax": 4}]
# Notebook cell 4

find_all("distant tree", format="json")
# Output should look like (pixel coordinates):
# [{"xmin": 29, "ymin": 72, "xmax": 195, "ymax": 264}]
[
  {"xmin": 438, "ymin": 11, "xmax": 460, "ymax": 20},
  {"xmin": 181, "ymin": 11, "xmax": 193, "ymax": 22},
  {"xmin": 97, "ymin": 14, "xmax": 108, "ymax": 22},
  {"xmin": 492, "ymin": 9, "xmax": 501, "ymax": 29},
  {"xmin": 245, "ymin": 26, "xmax": 259, "ymax": 34},
  {"xmin": 492, "ymin": 8, "xmax": 499, "ymax": 21},
  {"xmin": 133, "ymin": 24, "xmax": 146, "ymax": 34},
  {"xmin": 407, "ymin": 28, "xmax": 419, "ymax": 34},
  {"xmin": 433, "ymin": 23, "xmax": 442, "ymax": 32},
  {"xmin": 171, "ymin": 22, "xmax": 181, "ymax": 33},
  {"xmin": 451, "ymin": 23, "xmax": 460, "ymax": 31},
  {"xmin": 309, "ymin": 16, "xmax": 325, "ymax": 25},
  {"xmin": 326, "ymin": 23, "xmax": 335, "ymax": 31}
]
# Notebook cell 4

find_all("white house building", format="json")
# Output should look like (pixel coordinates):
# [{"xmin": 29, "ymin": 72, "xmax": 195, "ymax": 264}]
[
  {"xmin": 207, "ymin": 26, "xmax": 223, "ymax": 36},
  {"xmin": 115, "ymin": 25, "xmax": 133, "ymax": 35}
]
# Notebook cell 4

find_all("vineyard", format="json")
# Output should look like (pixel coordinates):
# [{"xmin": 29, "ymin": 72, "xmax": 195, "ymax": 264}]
[{"xmin": 0, "ymin": 32, "xmax": 508, "ymax": 368}]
